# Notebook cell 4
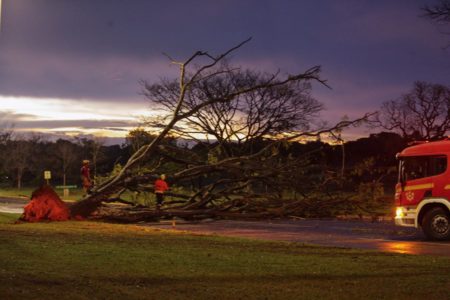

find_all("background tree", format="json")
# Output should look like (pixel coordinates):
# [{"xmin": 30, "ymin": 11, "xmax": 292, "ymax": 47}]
[
  {"xmin": 423, "ymin": 0, "xmax": 450, "ymax": 24},
  {"xmin": 76, "ymin": 136, "xmax": 107, "ymax": 180},
  {"xmin": 125, "ymin": 128, "xmax": 155, "ymax": 155},
  {"xmin": 90, "ymin": 137, "xmax": 105, "ymax": 179},
  {"xmin": 124, "ymin": 128, "xmax": 156, "ymax": 175},
  {"xmin": 423, "ymin": 0, "xmax": 450, "ymax": 47},
  {"xmin": 0, "ymin": 125, "xmax": 13, "ymax": 145},
  {"xmin": 375, "ymin": 81, "xmax": 450, "ymax": 141},
  {"xmin": 6, "ymin": 136, "xmax": 33, "ymax": 189},
  {"xmin": 0, "ymin": 123, "xmax": 13, "ymax": 186},
  {"xmin": 146, "ymin": 68, "xmax": 323, "ymax": 153},
  {"xmin": 26, "ymin": 133, "xmax": 48, "ymax": 186},
  {"xmin": 54, "ymin": 139, "xmax": 79, "ymax": 186}
]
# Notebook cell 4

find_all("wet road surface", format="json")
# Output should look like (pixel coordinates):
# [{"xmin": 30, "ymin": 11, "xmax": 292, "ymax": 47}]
[
  {"xmin": 1, "ymin": 197, "xmax": 449, "ymax": 256},
  {"xmin": 147, "ymin": 219, "xmax": 450, "ymax": 256}
]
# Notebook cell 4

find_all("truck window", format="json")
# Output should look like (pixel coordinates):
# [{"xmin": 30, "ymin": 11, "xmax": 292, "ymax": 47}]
[
  {"xmin": 403, "ymin": 155, "xmax": 447, "ymax": 181},
  {"xmin": 433, "ymin": 156, "xmax": 447, "ymax": 175}
]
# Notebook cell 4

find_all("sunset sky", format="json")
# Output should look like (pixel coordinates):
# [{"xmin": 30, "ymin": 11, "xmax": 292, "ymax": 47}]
[{"xmin": 0, "ymin": 0, "xmax": 449, "ymax": 143}]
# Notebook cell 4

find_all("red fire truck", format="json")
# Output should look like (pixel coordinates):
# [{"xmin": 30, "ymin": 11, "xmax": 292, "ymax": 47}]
[{"xmin": 395, "ymin": 140, "xmax": 450, "ymax": 240}]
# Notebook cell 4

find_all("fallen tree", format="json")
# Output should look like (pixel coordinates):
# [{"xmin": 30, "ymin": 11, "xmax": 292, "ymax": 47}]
[{"xmin": 68, "ymin": 39, "xmax": 372, "ymax": 221}]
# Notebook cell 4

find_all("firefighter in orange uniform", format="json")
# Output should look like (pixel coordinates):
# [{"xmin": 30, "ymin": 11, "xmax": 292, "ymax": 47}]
[
  {"xmin": 81, "ymin": 160, "xmax": 92, "ymax": 194},
  {"xmin": 154, "ymin": 174, "xmax": 169, "ymax": 209}
]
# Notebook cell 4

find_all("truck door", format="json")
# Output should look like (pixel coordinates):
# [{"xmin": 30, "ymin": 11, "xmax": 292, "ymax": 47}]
[{"xmin": 400, "ymin": 156, "xmax": 434, "ymax": 206}]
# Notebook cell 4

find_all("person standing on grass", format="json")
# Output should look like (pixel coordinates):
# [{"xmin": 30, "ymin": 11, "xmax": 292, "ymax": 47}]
[
  {"xmin": 81, "ymin": 160, "xmax": 92, "ymax": 194},
  {"xmin": 154, "ymin": 174, "xmax": 169, "ymax": 209}
]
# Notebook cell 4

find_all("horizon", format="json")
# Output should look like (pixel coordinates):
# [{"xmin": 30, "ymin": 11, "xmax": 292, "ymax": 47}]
[{"xmin": 3, "ymin": 127, "xmax": 403, "ymax": 147}]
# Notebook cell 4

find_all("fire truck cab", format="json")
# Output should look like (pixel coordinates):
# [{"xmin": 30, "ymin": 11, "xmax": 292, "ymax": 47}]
[{"xmin": 395, "ymin": 140, "xmax": 450, "ymax": 240}]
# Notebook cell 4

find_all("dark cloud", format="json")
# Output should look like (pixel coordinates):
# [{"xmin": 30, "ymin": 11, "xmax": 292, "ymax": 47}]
[
  {"xmin": 0, "ymin": 110, "xmax": 136, "ymax": 130},
  {"xmin": 0, "ymin": 110, "xmax": 37, "ymax": 123},
  {"xmin": 103, "ymin": 127, "xmax": 130, "ymax": 132},
  {"xmin": 0, "ymin": 49, "xmax": 173, "ymax": 101},
  {"xmin": 14, "ymin": 130, "xmax": 126, "ymax": 146},
  {"xmin": 12, "ymin": 119, "xmax": 137, "ymax": 130},
  {"xmin": 0, "ymin": 0, "xmax": 449, "ymax": 127}
]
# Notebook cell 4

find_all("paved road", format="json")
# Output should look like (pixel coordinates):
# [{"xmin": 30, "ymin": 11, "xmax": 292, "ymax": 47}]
[
  {"xmin": 147, "ymin": 219, "xmax": 450, "ymax": 256},
  {"xmin": 0, "ymin": 197, "xmax": 28, "ymax": 214},
  {"xmin": 2, "ymin": 197, "xmax": 449, "ymax": 256}
]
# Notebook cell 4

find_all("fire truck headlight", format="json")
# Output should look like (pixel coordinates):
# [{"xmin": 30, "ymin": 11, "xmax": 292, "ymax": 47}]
[{"xmin": 396, "ymin": 207, "xmax": 405, "ymax": 218}]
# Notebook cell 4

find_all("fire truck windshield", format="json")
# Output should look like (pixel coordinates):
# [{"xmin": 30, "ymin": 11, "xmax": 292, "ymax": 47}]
[{"xmin": 399, "ymin": 155, "xmax": 447, "ymax": 182}]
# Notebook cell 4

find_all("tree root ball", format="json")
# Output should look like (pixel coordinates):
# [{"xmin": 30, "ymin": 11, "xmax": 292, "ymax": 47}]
[{"xmin": 20, "ymin": 185, "xmax": 70, "ymax": 222}]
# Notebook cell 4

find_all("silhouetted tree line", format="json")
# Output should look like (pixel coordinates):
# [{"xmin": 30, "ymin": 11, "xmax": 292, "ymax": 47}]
[
  {"xmin": 0, "ymin": 130, "xmax": 406, "ymax": 192},
  {"xmin": 0, "ymin": 135, "xmax": 130, "ymax": 189}
]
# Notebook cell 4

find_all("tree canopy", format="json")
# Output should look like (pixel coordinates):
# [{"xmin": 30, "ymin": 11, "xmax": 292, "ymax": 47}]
[
  {"xmin": 375, "ymin": 81, "xmax": 450, "ymax": 141},
  {"xmin": 423, "ymin": 0, "xmax": 450, "ymax": 24}
]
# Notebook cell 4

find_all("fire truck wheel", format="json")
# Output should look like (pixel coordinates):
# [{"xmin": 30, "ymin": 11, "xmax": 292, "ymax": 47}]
[{"xmin": 422, "ymin": 207, "xmax": 450, "ymax": 241}]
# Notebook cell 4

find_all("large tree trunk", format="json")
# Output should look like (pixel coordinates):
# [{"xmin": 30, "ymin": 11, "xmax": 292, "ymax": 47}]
[{"xmin": 69, "ymin": 185, "xmax": 124, "ymax": 218}]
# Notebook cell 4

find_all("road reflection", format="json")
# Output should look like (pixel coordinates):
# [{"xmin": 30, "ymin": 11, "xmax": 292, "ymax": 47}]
[
  {"xmin": 374, "ymin": 239, "xmax": 450, "ymax": 256},
  {"xmin": 379, "ymin": 241, "xmax": 416, "ymax": 255}
]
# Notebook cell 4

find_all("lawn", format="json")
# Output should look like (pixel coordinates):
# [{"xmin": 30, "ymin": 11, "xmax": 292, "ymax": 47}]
[
  {"xmin": 0, "ymin": 187, "xmax": 85, "ymax": 201},
  {"xmin": 0, "ymin": 213, "xmax": 449, "ymax": 299},
  {"xmin": 0, "ymin": 187, "xmax": 155, "ymax": 205}
]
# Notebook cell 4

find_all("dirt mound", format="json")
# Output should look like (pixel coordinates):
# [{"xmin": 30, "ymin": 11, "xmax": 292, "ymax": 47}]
[{"xmin": 20, "ymin": 185, "xmax": 70, "ymax": 222}]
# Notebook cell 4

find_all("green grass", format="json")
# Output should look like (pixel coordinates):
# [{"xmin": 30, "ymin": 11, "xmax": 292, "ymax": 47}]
[
  {"xmin": 0, "ymin": 187, "xmax": 35, "ymax": 199},
  {"xmin": 0, "ymin": 187, "xmax": 85, "ymax": 201},
  {"xmin": 0, "ymin": 187, "xmax": 155, "ymax": 205},
  {"xmin": 0, "ymin": 213, "xmax": 450, "ymax": 299}
]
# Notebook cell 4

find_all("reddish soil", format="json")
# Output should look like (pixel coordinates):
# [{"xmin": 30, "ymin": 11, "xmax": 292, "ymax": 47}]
[{"xmin": 20, "ymin": 185, "xmax": 70, "ymax": 222}]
